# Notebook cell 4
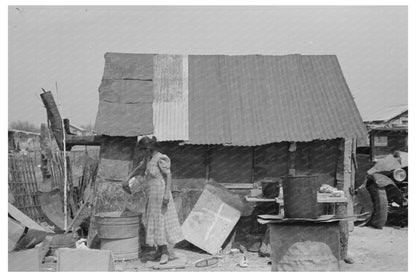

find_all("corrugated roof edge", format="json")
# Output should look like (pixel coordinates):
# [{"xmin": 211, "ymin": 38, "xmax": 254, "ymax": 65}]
[
  {"xmin": 181, "ymin": 137, "xmax": 349, "ymax": 147},
  {"xmin": 331, "ymin": 55, "xmax": 368, "ymax": 139}
]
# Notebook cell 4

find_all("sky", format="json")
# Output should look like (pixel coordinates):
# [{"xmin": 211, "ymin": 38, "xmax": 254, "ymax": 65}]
[{"xmin": 8, "ymin": 5, "xmax": 408, "ymax": 128}]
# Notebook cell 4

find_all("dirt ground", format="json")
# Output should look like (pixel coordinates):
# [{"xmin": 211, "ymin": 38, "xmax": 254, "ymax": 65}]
[
  {"xmin": 113, "ymin": 225, "xmax": 408, "ymax": 272},
  {"xmin": 342, "ymin": 226, "xmax": 408, "ymax": 271}
]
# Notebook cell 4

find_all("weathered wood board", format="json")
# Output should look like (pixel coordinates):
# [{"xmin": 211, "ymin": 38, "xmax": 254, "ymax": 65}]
[
  {"xmin": 8, "ymin": 248, "xmax": 40, "ymax": 271},
  {"xmin": 181, "ymin": 189, "xmax": 241, "ymax": 255},
  {"xmin": 56, "ymin": 248, "xmax": 115, "ymax": 271},
  {"xmin": 8, "ymin": 203, "xmax": 53, "ymax": 251}
]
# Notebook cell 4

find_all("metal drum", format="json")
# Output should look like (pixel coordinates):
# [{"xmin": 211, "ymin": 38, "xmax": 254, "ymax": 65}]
[
  {"xmin": 282, "ymin": 175, "xmax": 320, "ymax": 218},
  {"xmin": 96, "ymin": 213, "xmax": 140, "ymax": 239},
  {"xmin": 100, "ymin": 237, "xmax": 139, "ymax": 261}
]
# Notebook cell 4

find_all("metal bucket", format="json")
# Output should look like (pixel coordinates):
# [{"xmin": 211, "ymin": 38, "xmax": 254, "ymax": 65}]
[
  {"xmin": 261, "ymin": 177, "xmax": 281, "ymax": 198},
  {"xmin": 96, "ymin": 213, "xmax": 140, "ymax": 239},
  {"xmin": 282, "ymin": 175, "xmax": 320, "ymax": 218},
  {"xmin": 100, "ymin": 237, "xmax": 139, "ymax": 261}
]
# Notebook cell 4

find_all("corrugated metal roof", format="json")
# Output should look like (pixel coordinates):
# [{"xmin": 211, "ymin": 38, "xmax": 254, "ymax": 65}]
[
  {"xmin": 94, "ymin": 53, "xmax": 367, "ymax": 144},
  {"xmin": 363, "ymin": 104, "xmax": 407, "ymax": 122},
  {"xmin": 188, "ymin": 54, "xmax": 367, "ymax": 145},
  {"xmin": 153, "ymin": 54, "xmax": 189, "ymax": 141}
]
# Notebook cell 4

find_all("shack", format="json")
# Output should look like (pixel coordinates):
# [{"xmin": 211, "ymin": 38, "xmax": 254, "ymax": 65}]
[
  {"xmin": 364, "ymin": 105, "xmax": 408, "ymax": 129},
  {"xmin": 8, "ymin": 129, "xmax": 41, "ymax": 152},
  {"xmin": 90, "ymin": 53, "xmax": 367, "ymax": 256}
]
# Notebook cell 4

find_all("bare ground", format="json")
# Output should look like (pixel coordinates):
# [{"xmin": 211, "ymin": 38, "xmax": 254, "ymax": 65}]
[{"xmin": 114, "ymin": 226, "xmax": 408, "ymax": 272}]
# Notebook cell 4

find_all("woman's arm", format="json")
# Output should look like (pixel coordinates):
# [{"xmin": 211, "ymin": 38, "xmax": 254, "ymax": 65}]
[
  {"xmin": 158, "ymin": 155, "xmax": 172, "ymax": 211},
  {"xmin": 164, "ymin": 172, "xmax": 172, "ymax": 199},
  {"xmin": 161, "ymin": 173, "xmax": 171, "ymax": 213},
  {"xmin": 122, "ymin": 160, "xmax": 145, "ymax": 194}
]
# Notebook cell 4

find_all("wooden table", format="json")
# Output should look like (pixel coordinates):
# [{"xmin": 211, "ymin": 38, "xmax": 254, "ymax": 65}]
[
  {"xmin": 250, "ymin": 194, "xmax": 348, "ymax": 271},
  {"xmin": 245, "ymin": 193, "xmax": 348, "ymax": 204},
  {"xmin": 246, "ymin": 193, "xmax": 348, "ymax": 215}
]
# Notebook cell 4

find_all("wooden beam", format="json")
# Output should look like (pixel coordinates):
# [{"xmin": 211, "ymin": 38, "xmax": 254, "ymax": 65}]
[
  {"xmin": 65, "ymin": 135, "xmax": 104, "ymax": 148},
  {"xmin": 39, "ymin": 124, "xmax": 51, "ymax": 181},
  {"xmin": 40, "ymin": 89, "xmax": 64, "ymax": 150}
]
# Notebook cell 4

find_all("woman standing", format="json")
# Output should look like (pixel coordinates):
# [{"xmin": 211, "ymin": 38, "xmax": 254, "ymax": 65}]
[{"xmin": 123, "ymin": 136, "xmax": 183, "ymax": 264}]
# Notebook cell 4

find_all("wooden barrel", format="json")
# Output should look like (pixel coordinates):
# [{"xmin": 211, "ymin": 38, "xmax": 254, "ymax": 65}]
[
  {"xmin": 100, "ymin": 237, "xmax": 139, "ymax": 261},
  {"xmin": 96, "ymin": 214, "xmax": 140, "ymax": 239},
  {"xmin": 282, "ymin": 175, "xmax": 320, "ymax": 218}
]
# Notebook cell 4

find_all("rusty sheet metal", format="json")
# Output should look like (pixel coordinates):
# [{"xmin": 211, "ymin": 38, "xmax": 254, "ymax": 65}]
[
  {"xmin": 153, "ymin": 54, "xmax": 189, "ymax": 141},
  {"xmin": 99, "ymin": 79, "xmax": 153, "ymax": 104},
  {"xmin": 103, "ymin": 52, "xmax": 153, "ymax": 80},
  {"xmin": 94, "ymin": 101, "xmax": 153, "ymax": 137},
  {"xmin": 94, "ymin": 53, "xmax": 367, "ymax": 143},
  {"xmin": 94, "ymin": 53, "xmax": 154, "ymax": 137},
  {"xmin": 188, "ymin": 54, "xmax": 367, "ymax": 145}
]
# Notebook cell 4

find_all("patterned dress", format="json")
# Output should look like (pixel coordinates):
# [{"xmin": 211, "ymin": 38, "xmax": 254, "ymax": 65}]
[{"xmin": 142, "ymin": 152, "xmax": 184, "ymax": 246}]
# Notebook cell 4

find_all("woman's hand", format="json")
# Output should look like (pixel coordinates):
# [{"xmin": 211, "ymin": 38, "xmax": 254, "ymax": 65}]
[
  {"xmin": 161, "ymin": 193, "xmax": 169, "ymax": 214},
  {"xmin": 162, "ymin": 193, "xmax": 170, "ymax": 205},
  {"xmin": 121, "ymin": 181, "xmax": 132, "ymax": 194}
]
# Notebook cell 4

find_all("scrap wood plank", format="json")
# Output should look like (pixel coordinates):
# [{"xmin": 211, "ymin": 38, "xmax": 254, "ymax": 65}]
[
  {"xmin": 8, "ymin": 248, "xmax": 41, "ymax": 272},
  {"xmin": 181, "ymin": 189, "xmax": 241, "ymax": 255},
  {"xmin": 257, "ymin": 213, "xmax": 368, "ymax": 225},
  {"xmin": 38, "ymin": 189, "xmax": 65, "ymax": 231},
  {"xmin": 8, "ymin": 217, "xmax": 25, "ymax": 252},
  {"xmin": 245, "ymin": 196, "xmax": 276, "ymax": 202},
  {"xmin": 221, "ymin": 183, "xmax": 254, "ymax": 190},
  {"xmin": 246, "ymin": 194, "xmax": 348, "ymax": 204},
  {"xmin": 65, "ymin": 194, "xmax": 93, "ymax": 233},
  {"xmin": 8, "ymin": 203, "xmax": 53, "ymax": 251},
  {"xmin": 56, "ymin": 248, "xmax": 115, "ymax": 272}
]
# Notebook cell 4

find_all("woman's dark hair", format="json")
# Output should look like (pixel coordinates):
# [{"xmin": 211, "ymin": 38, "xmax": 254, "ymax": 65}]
[{"xmin": 137, "ymin": 136, "xmax": 158, "ymax": 150}]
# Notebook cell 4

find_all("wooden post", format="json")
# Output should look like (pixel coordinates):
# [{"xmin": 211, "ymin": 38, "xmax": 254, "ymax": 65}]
[
  {"xmin": 40, "ymin": 89, "xmax": 64, "ymax": 150},
  {"xmin": 335, "ymin": 138, "xmax": 349, "ymax": 260},
  {"xmin": 288, "ymin": 142, "xmax": 296, "ymax": 176},
  {"xmin": 343, "ymin": 138, "xmax": 354, "ymax": 231},
  {"xmin": 39, "ymin": 124, "xmax": 50, "ymax": 181},
  {"xmin": 204, "ymin": 146, "xmax": 211, "ymax": 181},
  {"xmin": 251, "ymin": 146, "xmax": 255, "ymax": 183}
]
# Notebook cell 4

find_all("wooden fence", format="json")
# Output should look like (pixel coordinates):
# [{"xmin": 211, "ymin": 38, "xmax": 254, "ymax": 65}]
[
  {"xmin": 8, "ymin": 153, "xmax": 44, "ymax": 222},
  {"xmin": 9, "ymin": 148, "xmax": 100, "ymax": 223}
]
